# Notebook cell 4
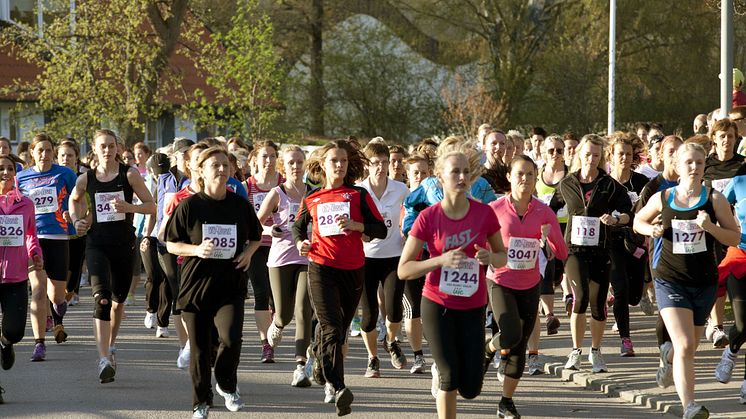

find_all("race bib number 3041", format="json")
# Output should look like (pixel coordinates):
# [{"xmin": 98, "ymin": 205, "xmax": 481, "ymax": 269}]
[
  {"xmin": 0, "ymin": 215, "xmax": 24, "ymax": 247},
  {"xmin": 202, "ymin": 224, "xmax": 237, "ymax": 259},
  {"xmin": 439, "ymin": 258, "xmax": 480, "ymax": 297},
  {"xmin": 317, "ymin": 202, "xmax": 350, "ymax": 237},
  {"xmin": 507, "ymin": 237, "xmax": 541, "ymax": 270},
  {"xmin": 94, "ymin": 191, "xmax": 125, "ymax": 223},
  {"xmin": 571, "ymin": 216, "xmax": 600, "ymax": 246}
]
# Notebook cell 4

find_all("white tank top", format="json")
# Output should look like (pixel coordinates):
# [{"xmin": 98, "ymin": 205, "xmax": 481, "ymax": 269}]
[{"xmin": 267, "ymin": 185, "xmax": 308, "ymax": 267}]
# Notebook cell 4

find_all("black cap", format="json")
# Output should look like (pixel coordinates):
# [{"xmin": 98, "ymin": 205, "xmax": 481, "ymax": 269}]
[
  {"xmin": 146, "ymin": 153, "xmax": 171, "ymax": 176},
  {"xmin": 173, "ymin": 138, "xmax": 195, "ymax": 154}
]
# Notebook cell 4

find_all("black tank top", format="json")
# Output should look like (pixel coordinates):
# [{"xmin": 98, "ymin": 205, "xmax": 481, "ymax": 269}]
[
  {"xmin": 85, "ymin": 163, "xmax": 135, "ymax": 244},
  {"xmin": 655, "ymin": 187, "xmax": 717, "ymax": 287}
]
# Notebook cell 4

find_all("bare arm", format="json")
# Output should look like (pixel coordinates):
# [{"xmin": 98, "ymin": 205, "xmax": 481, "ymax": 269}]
[
  {"xmin": 704, "ymin": 191, "xmax": 741, "ymax": 247},
  {"xmin": 397, "ymin": 235, "xmax": 444, "ymax": 280},
  {"xmin": 125, "ymin": 168, "xmax": 156, "ymax": 215},
  {"xmin": 633, "ymin": 191, "xmax": 664, "ymax": 238},
  {"xmin": 68, "ymin": 174, "xmax": 91, "ymax": 235}
]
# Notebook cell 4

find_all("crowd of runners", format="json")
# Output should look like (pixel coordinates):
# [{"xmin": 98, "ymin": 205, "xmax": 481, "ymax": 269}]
[{"xmin": 0, "ymin": 113, "xmax": 745, "ymax": 419}]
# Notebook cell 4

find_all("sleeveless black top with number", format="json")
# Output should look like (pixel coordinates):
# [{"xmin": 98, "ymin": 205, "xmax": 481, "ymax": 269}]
[
  {"xmin": 654, "ymin": 187, "xmax": 717, "ymax": 287},
  {"xmin": 85, "ymin": 163, "xmax": 135, "ymax": 244}
]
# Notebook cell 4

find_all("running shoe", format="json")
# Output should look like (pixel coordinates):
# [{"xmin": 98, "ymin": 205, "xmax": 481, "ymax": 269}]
[
  {"xmin": 0, "ymin": 342, "xmax": 14, "ymax": 370},
  {"xmin": 364, "ymin": 357, "xmax": 380, "ymax": 378},
  {"xmin": 483, "ymin": 349, "xmax": 496, "ymax": 378},
  {"xmin": 304, "ymin": 348, "xmax": 315, "ymax": 381},
  {"xmin": 30, "ymin": 342, "xmax": 46, "ymax": 362},
  {"xmin": 80, "ymin": 273, "xmax": 89, "ymax": 287},
  {"xmin": 292, "ymin": 364, "xmax": 311, "ymax": 387},
  {"xmin": 410, "ymin": 354, "xmax": 426, "ymax": 374},
  {"xmin": 109, "ymin": 346, "xmax": 117, "ymax": 370},
  {"xmin": 705, "ymin": 320, "xmax": 715, "ymax": 341},
  {"xmin": 376, "ymin": 318, "xmax": 386, "ymax": 343},
  {"xmin": 124, "ymin": 292, "xmax": 134, "ymax": 306},
  {"xmin": 215, "ymin": 383, "xmax": 244, "ymax": 412},
  {"xmin": 311, "ymin": 350, "xmax": 325, "ymax": 385},
  {"xmin": 192, "ymin": 403, "xmax": 209, "ymax": 419},
  {"xmin": 715, "ymin": 347, "xmax": 736, "ymax": 384},
  {"xmin": 261, "ymin": 343, "xmax": 275, "ymax": 363},
  {"xmin": 335, "ymin": 387, "xmax": 354, "ymax": 416},
  {"xmin": 656, "ymin": 341, "xmax": 674, "ymax": 388},
  {"xmin": 740, "ymin": 380, "xmax": 746, "ymax": 404},
  {"xmin": 69, "ymin": 294, "xmax": 79, "ymax": 306},
  {"xmin": 712, "ymin": 328, "xmax": 730, "ymax": 349},
  {"xmin": 564, "ymin": 348, "xmax": 581, "ymax": 371},
  {"xmin": 98, "ymin": 357, "xmax": 115, "ymax": 383},
  {"xmin": 546, "ymin": 314, "xmax": 560, "ymax": 335},
  {"xmin": 589, "ymin": 348, "xmax": 608, "ymax": 373},
  {"xmin": 143, "ymin": 311, "xmax": 157, "ymax": 329},
  {"xmin": 45, "ymin": 316, "xmax": 53, "ymax": 332},
  {"xmin": 485, "ymin": 312, "xmax": 494, "ymax": 328},
  {"xmin": 323, "ymin": 383, "xmax": 335, "ymax": 403},
  {"xmin": 527, "ymin": 353, "xmax": 543, "ymax": 376},
  {"xmin": 682, "ymin": 402, "xmax": 709, "ymax": 419},
  {"xmin": 563, "ymin": 295, "xmax": 574, "ymax": 316},
  {"xmin": 611, "ymin": 322, "xmax": 619, "ymax": 332},
  {"xmin": 498, "ymin": 397, "xmax": 521, "ymax": 418},
  {"xmin": 267, "ymin": 322, "xmax": 283, "ymax": 348},
  {"xmin": 349, "ymin": 316, "xmax": 362, "ymax": 337},
  {"xmin": 156, "ymin": 326, "xmax": 169, "ymax": 338},
  {"xmin": 620, "ymin": 337, "xmax": 635, "ymax": 357},
  {"xmin": 53, "ymin": 301, "xmax": 68, "ymax": 318},
  {"xmin": 638, "ymin": 292, "xmax": 655, "ymax": 316},
  {"xmin": 430, "ymin": 362, "xmax": 439, "ymax": 399},
  {"xmin": 53, "ymin": 324, "xmax": 67, "ymax": 344},
  {"xmin": 606, "ymin": 294, "xmax": 615, "ymax": 308},
  {"xmin": 388, "ymin": 339, "xmax": 407, "ymax": 369},
  {"xmin": 177, "ymin": 343, "xmax": 190, "ymax": 370},
  {"xmin": 496, "ymin": 358, "xmax": 506, "ymax": 382}
]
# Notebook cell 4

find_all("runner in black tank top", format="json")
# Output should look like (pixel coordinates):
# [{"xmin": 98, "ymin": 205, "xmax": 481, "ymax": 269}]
[
  {"xmin": 69, "ymin": 130, "xmax": 155, "ymax": 384},
  {"xmin": 634, "ymin": 142, "xmax": 740, "ymax": 418}
]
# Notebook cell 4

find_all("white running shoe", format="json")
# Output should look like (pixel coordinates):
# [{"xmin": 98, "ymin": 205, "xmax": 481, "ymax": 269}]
[
  {"xmin": 527, "ymin": 353, "xmax": 544, "ymax": 376},
  {"xmin": 565, "ymin": 348, "xmax": 582, "ymax": 370},
  {"xmin": 682, "ymin": 402, "xmax": 709, "ymax": 419},
  {"xmin": 712, "ymin": 328, "xmax": 730, "ymax": 349},
  {"xmin": 740, "ymin": 380, "xmax": 746, "ymax": 404},
  {"xmin": 430, "ymin": 362, "xmax": 439, "ymax": 399},
  {"xmin": 144, "ymin": 312, "xmax": 156, "ymax": 329},
  {"xmin": 216, "ymin": 383, "xmax": 244, "ymax": 412},
  {"xmin": 611, "ymin": 321, "xmax": 619, "ymax": 332},
  {"xmin": 304, "ymin": 351, "xmax": 314, "ymax": 380},
  {"xmin": 192, "ymin": 403, "xmax": 209, "ymax": 419},
  {"xmin": 715, "ymin": 347, "xmax": 736, "ymax": 384},
  {"xmin": 267, "ymin": 322, "xmax": 283, "ymax": 348},
  {"xmin": 177, "ymin": 342, "xmax": 191, "ymax": 370},
  {"xmin": 589, "ymin": 349, "xmax": 608, "ymax": 373},
  {"xmin": 496, "ymin": 357, "xmax": 505, "ymax": 382},
  {"xmin": 656, "ymin": 341, "xmax": 674, "ymax": 388},
  {"xmin": 292, "ymin": 364, "xmax": 312, "ymax": 387},
  {"xmin": 98, "ymin": 357, "xmax": 115, "ymax": 384},
  {"xmin": 349, "ymin": 316, "xmax": 362, "ymax": 337},
  {"xmin": 705, "ymin": 320, "xmax": 715, "ymax": 341},
  {"xmin": 156, "ymin": 326, "xmax": 169, "ymax": 338},
  {"xmin": 323, "ymin": 383, "xmax": 336, "ymax": 403},
  {"xmin": 410, "ymin": 354, "xmax": 426, "ymax": 374}
]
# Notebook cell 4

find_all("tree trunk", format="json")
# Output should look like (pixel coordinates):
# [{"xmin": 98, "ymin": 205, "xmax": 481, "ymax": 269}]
[{"xmin": 309, "ymin": 0, "xmax": 325, "ymax": 136}]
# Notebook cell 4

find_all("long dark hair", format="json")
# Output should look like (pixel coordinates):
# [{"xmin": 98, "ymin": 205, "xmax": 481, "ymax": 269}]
[{"xmin": 306, "ymin": 139, "xmax": 368, "ymax": 187}]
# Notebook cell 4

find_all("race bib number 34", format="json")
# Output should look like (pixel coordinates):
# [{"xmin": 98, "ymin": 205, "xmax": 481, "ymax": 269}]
[
  {"xmin": 671, "ymin": 219, "xmax": 706, "ymax": 254},
  {"xmin": 507, "ymin": 237, "xmax": 541, "ymax": 270},
  {"xmin": 439, "ymin": 257, "xmax": 479, "ymax": 297},
  {"xmin": 94, "ymin": 191, "xmax": 125, "ymax": 223},
  {"xmin": 202, "ymin": 224, "xmax": 237, "ymax": 259},
  {"xmin": 0, "ymin": 215, "xmax": 24, "ymax": 247},
  {"xmin": 317, "ymin": 202, "xmax": 350, "ymax": 237},
  {"xmin": 30, "ymin": 187, "xmax": 57, "ymax": 214},
  {"xmin": 571, "ymin": 216, "xmax": 600, "ymax": 246}
]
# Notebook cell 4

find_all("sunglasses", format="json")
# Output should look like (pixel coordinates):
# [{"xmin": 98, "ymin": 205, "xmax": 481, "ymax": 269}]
[{"xmin": 546, "ymin": 148, "xmax": 564, "ymax": 155}]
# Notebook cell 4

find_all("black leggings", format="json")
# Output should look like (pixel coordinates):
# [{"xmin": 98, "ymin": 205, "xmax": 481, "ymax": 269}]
[
  {"xmin": 541, "ymin": 254, "xmax": 564, "ymax": 295},
  {"xmin": 248, "ymin": 246, "xmax": 272, "ymax": 311},
  {"xmin": 565, "ymin": 252, "xmax": 611, "ymax": 321},
  {"xmin": 182, "ymin": 299, "xmax": 244, "ymax": 407},
  {"xmin": 142, "ymin": 238, "xmax": 172, "ymax": 327},
  {"xmin": 609, "ymin": 246, "xmax": 645, "ymax": 338},
  {"xmin": 307, "ymin": 262, "xmax": 364, "ymax": 391},
  {"xmin": 0, "ymin": 280, "xmax": 28, "ymax": 348},
  {"xmin": 422, "ymin": 297, "xmax": 484, "ymax": 398},
  {"xmin": 361, "ymin": 257, "xmax": 405, "ymax": 332},
  {"xmin": 488, "ymin": 282, "xmax": 540, "ymax": 380},
  {"xmin": 87, "ymin": 240, "xmax": 135, "ymax": 321},
  {"xmin": 39, "ymin": 239, "xmax": 69, "ymax": 281},
  {"xmin": 269, "ymin": 264, "xmax": 312, "ymax": 358},
  {"xmin": 157, "ymin": 246, "xmax": 180, "ymax": 317},
  {"xmin": 66, "ymin": 236, "xmax": 86, "ymax": 294},
  {"xmin": 403, "ymin": 277, "xmax": 424, "ymax": 319},
  {"xmin": 727, "ymin": 274, "xmax": 746, "ymax": 379}
]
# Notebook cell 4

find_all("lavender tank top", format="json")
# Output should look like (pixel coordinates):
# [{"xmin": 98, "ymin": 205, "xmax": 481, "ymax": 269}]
[{"xmin": 267, "ymin": 185, "xmax": 308, "ymax": 267}]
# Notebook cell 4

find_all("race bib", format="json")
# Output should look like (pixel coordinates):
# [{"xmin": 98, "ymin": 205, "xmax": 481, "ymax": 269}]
[
  {"xmin": 627, "ymin": 191, "xmax": 639, "ymax": 205},
  {"xmin": 379, "ymin": 211, "xmax": 393, "ymax": 239},
  {"xmin": 671, "ymin": 219, "xmax": 706, "ymax": 254},
  {"xmin": 571, "ymin": 216, "xmax": 600, "ymax": 246},
  {"xmin": 0, "ymin": 215, "xmax": 24, "ymax": 247},
  {"xmin": 439, "ymin": 257, "xmax": 479, "ymax": 297},
  {"xmin": 202, "ymin": 224, "xmax": 237, "ymax": 259},
  {"xmin": 317, "ymin": 201, "xmax": 350, "ymax": 237},
  {"xmin": 507, "ymin": 237, "xmax": 541, "ymax": 270},
  {"xmin": 94, "ymin": 191, "xmax": 125, "ymax": 223},
  {"xmin": 252, "ymin": 192, "xmax": 268, "ymax": 214},
  {"xmin": 30, "ymin": 186, "xmax": 57, "ymax": 214},
  {"xmin": 163, "ymin": 192, "xmax": 176, "ymax": 217},
  {"xmin": 711, "ymin": 178, "xmax": 731, "ymax": 193},
  {"xmin": 288, "ymin": 202, "xmax": 300, "ymax": 224},
  {"xmin": 539, "ymin": 194, "xmax": 553, "ymax": 205},
  {"xmin": 557, "ymin": 205, "xmax": 568, "ymax": 219}
]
